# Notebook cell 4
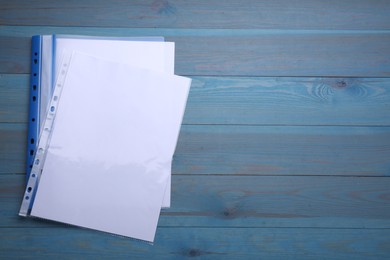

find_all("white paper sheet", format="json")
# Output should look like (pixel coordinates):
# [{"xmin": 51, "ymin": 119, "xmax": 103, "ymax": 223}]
[
  {"xmin": 51, "ymin": 37, "xmax": 175, "ymax": 207},
  {"xmin": 54, "ymin": 37, "xmax": 174, "ymax": 77},
  {"xmin": 39, "ymin": 36, "xmax": 168, "ymax": 133},
  {"xmin": 31, "ymin": 52, "xmax": 190, "ymax": 242}
]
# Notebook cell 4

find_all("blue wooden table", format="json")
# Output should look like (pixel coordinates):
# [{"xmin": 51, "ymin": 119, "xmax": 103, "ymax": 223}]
[{"xmin": 1, "ymin": 1, "xmax": 390, "ymax": 259}]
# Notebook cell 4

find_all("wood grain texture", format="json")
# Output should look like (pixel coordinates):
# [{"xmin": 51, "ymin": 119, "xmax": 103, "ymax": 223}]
[
  {"xmin": 0, "ymin": 36, "xmax": 30, "ymax": 73},
  {"xmin": 1, "ymin": 1, "xmax": 390, "ymax": 258},
  {"xmin": 1, "ymin": 32, "xmax": 390, "ymax": 77},
  {"xmin": 0, "ymin": 74, "xmax": 29, "ymax": 123},
  {"xmin": 2, "ymin": 25, "xmax": 390, "ymax": 38},
  {"xmin": 1, "ymin": 124, "xmax": 389, "ymax": 176},
  {"xmin": 0, "ymin": 124, "xmax": 26, "ymax": 174},
  {"xmin": 2, "ymin": 175, "xmax": 390, "ymax": 229},
  {"xmin": 1, "ymin": 0, "xmax": 390, "ymax": 30},
  {"xmin": 1, "ymin": 227, "xmax": 390, "ymax": 259},
  {"xmin": 186, "ymin": 77, "xmax": 390, "ymax": 125},
  {"xmin": 174, "ymin": 125, "xmax": 390, "ymax": 176},
  {"xmin": 3, "ymin": 74, "xmax": 390, "ymax": 126},
  {"xmin": 174, "ymin": 34, "xmax": 390, "ymax": 77}
]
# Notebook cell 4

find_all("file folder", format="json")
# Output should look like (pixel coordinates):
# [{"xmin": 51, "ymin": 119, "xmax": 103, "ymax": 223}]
[
  {"xmin": 23, "ymin": 51, "xmax": 191, "ymax": 242},
  {"xmin": 27, "ymin": 35, "xmax": 173, "ymax": 207},
  {"xmin": 27, "ymin": 35, "xmax": 165, "ymax": 180}
]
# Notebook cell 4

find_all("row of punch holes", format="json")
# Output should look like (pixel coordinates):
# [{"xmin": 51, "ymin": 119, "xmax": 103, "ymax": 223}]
[{"xmin": 25, "ymin": 61, "xmax": 68, "ymax": 202}]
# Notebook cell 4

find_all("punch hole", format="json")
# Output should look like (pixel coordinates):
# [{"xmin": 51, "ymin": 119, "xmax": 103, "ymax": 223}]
[
  {"xmin": 34, "ymin": 52, "xmax": 37, "ymax": 56},
  {"xmin": 34, "ymin": 73, "xmax": 37, "ymax": 77},
  {"xmin": 57, "ymin": 83, "xmax": 61, "ymax": 88},
  {"xmin": 32, "ymin": 174, "xmax": 36, "ymax": 178},
  {"xmin": 53, "ymin": 96, "xmax": 58, "ymax": 101},
  {"xmin": 61, "ymin": 70, "xmax": 66, "ymax": 75},
  {"xmin": 44, "ymin": 128, "xmax": 49, "ymax": 131},
  {"xmin": 50, "ymin": 106, "xmax": 55, "ymax": 112},
  {"xmin": 33, "ymin": 85, "xmax": 37, "ymax": 90},
  {"xmin": 39, "ymin": 148, "xmax": 44, "ymax": 153},
  {"xmin": 63, "ymin": 63, "xmax": 68, "ymax": 67},
  {"xmin": 29, "ymin": 165, "xmax": 32, "ymax": 169},
  {"xmin": 35, "ymin": 159, "xmax": 40, "ymax": 165},
  {"xmin": 30, "ymin": 138, "xmax": 34, "ymax": 144},
  {"xmin": 32, "ymin": 96, "xmax": 36, "ymax": 101},
  {"xmin": 27, "ymin": 187, "xmax": 32, "ymax": 193},
  {"xmin": 34, "ymin": 59, "xmax": 37, "ymax": 64},
  {"xmin": 32, "ymin": 118, "xmax": 35, "ymax": 122},
  {"xmin": 30, "ymin": 150, "xmax": 34, "ymax": 156},
  {"xmin": 25, "ymin": 196, "xmax": 29, "ymax": 200}
]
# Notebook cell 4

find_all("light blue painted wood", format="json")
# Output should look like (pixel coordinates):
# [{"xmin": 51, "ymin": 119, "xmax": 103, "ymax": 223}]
[
  {"xmin": 0, "ymin": 74, "xmax": 29, "ymax": 123},
  {"xmin": 0, "ymin": 123, "xmax": 26, "ymax": 174},
  {"xmin": 1, "ymin": 0, "xmax": 390, "ymax": 258},
  {"xmin": 1, "ymin": 32, "xmax": 390, "ymax": 76},
  {"xmin": 2, "ymin": 74, "xmax": 390, "ymax": 126},
  {"xmin": 1, "ymin": 0, "xmax": 390, "ymax": 30},
  {"xmin": 2, "ymin": 174, "xmax": 390, "ymax": 229},
  {"xmin": 174, "ymin": 125, "xmax": 390, "ymax": 176},
  {"xmin": 173, "ymin": 33, "xmax": 390, "ymax": 77},
  {"xmin": 185, "ymin": 77, "xmax": 390, "ymax": 125},
  {"xmin": 0, "ymin": 227, "xmax": 389, "ymax": 259},
  {"xmin": 2, "ymin": 26, "xmax": 390, "ymax": 37},
  {"xmin": 0, "ymin": 36, "xmax": 29, "ymax": 73}
]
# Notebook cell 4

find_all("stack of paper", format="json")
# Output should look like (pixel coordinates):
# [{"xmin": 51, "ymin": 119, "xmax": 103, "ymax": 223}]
[{"xmin": 19, "ymin": 35, "xmax": 191, "ymax": 243}]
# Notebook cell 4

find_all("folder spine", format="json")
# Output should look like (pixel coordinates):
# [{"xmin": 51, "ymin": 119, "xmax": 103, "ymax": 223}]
[
  {"xmin": 26, "ymin": 35, "xmax": 42, "ymax": 180},
  {"xmin": 20, "ymin": 52, "xmax": 73, "ymax": 216}
]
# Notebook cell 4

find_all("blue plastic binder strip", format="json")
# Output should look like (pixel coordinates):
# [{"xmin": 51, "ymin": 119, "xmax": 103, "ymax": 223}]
[{"xmin": 26, "ymin": 35, "xmax": 42, "ymax": 178}]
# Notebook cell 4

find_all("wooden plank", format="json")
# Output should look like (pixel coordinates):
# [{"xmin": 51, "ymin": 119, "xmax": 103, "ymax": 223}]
[
  {"xmin": 1, "ymin": 32, "xmax": 390, "ymax": 77},
  {"xmin": 1, "ymin": 123, "xmax": 389, "ymax": 176},
  {"xmin": 2, "ymin": 25, "xmax": 390, "ymax": 38},
  {"xmin": 0, "ymin": 74, "xmax": 29, "ymax": 123},
  {"xmin": 2, "ymin": 174, "xmax": 390, "ymax": 228},
  {"xmin": 174, "ymin": 125, "xmax": 390, "ymax": 176},
  {"xmin": 2, "ymin": 75, "xmax": 390, "ymax": 126},
  {"xmin": 173, "ymin": 34, "xmax": 390, "ymax": 77},
  {"xmin": 0, "ymin": 36, "xmax": 30, "ymax": 73},
  {"xmin": 186, "ymin": 77, "xmax": 390, "ymax": 125},
  {"xmin": 1, "ymin": 0, "xmax": 390, "ymax": 30},
  {"xmin": 0, "ymin": 227, "xmax": 389, "ymax": 259},
  {"xmin": 0, "ymin": 124, "xmax": 26, "ymax": 174}
]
